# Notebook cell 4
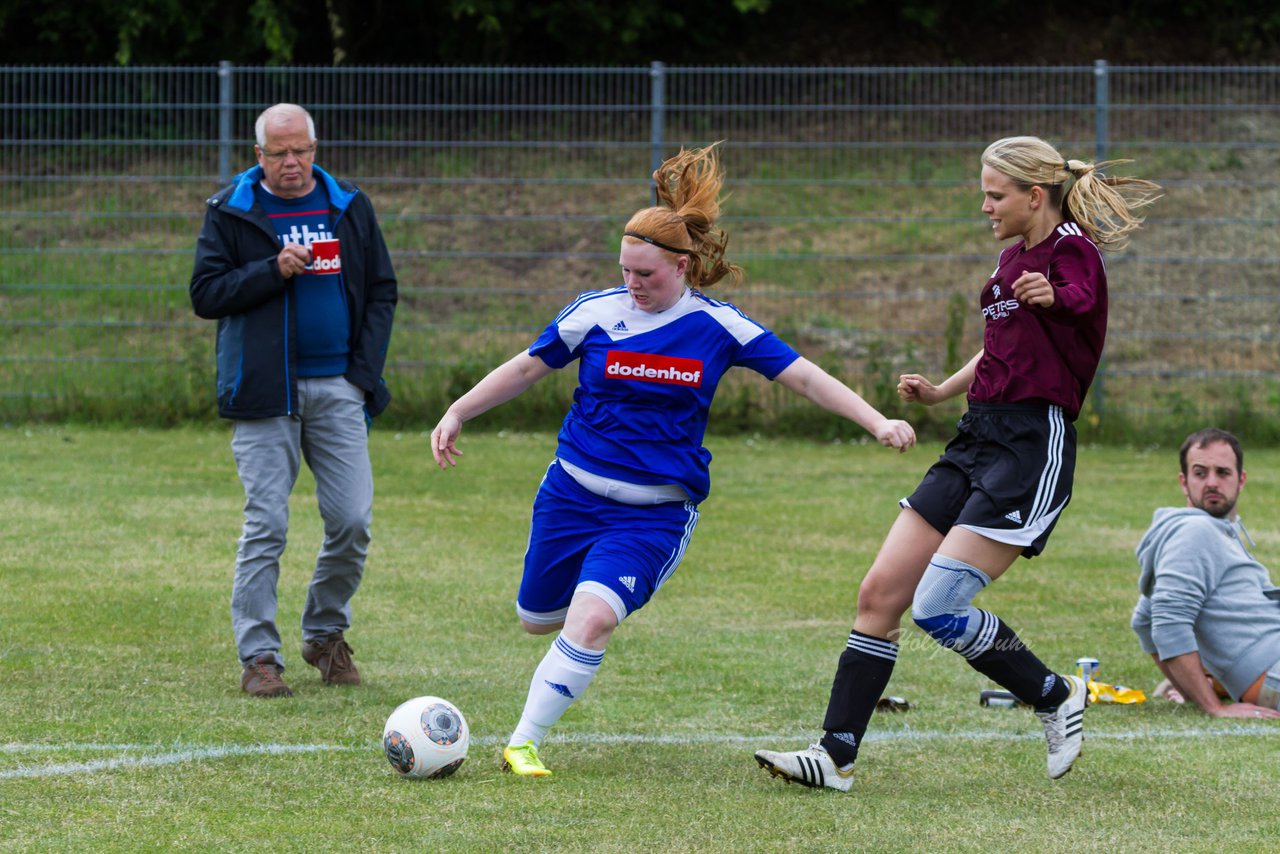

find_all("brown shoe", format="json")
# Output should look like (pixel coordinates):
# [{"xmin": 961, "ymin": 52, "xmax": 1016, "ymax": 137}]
[
  {"xmin": 301, "ymin": 632, "xmax": 361, "ymax": 685},
  {"xmin": 241, "ymin": 655, "xmax": 293, "ymax": 698}
]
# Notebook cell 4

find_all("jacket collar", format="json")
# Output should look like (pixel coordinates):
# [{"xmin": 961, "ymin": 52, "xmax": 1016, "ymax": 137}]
[{"xmin": 223, "ymin": 164, "xmax": 357, "ymax": 213}]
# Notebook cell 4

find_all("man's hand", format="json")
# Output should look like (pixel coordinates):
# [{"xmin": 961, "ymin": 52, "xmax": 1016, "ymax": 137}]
[
  {"xmin": 1210, "ymin": 702, "xmax": 1280, "ymax": 719},
  {"xmin": 277, "ymin": 243, "xmax": 312, "ymax": 279},
  {"xmin": 1159, "ymin": 651, "xmax": 1279, "ymax": 717}
]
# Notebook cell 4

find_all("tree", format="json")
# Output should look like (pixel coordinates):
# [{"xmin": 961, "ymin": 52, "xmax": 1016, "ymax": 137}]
[{"xmin": 0, "ymin": 0, "xmax": 1277, "ymax": 65}]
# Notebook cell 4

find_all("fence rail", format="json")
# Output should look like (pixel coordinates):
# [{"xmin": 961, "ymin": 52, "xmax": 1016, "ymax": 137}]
[{"xmin": 2, "ymin": 63, "xmax": 1278, "ymax": 439}]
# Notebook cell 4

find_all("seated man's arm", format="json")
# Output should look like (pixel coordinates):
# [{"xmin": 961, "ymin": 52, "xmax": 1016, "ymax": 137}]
[
  {"xmin": 1145, "ymin": 522, "xmax": 1280, "ymax": 717},
  {"xmin": 1135, "ymin": 597, "xmax": 1189, "ymax": 702},
  {"xmin": 1155, "ymin": 651, "xmax": 1223, "ymax": 715},
  {"xmin": 1159, "ymin": 651, "xmax": 1279, "ymax": 717}
]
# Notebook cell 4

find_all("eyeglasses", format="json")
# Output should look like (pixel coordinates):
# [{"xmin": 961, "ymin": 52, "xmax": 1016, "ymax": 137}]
[{"xmin": 259, "ymin": 143, "xmax": 316, "ymax": 161}]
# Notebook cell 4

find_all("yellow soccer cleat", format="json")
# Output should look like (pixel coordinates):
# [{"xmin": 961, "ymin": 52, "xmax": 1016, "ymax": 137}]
[{"xmin": 502, "ymin": 741, "xmax": 552, "ymax": 777}]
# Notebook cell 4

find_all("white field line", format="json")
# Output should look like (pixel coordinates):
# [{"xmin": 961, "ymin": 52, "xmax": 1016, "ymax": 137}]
[
  {"xmin": 0, "ymin": 743, "xmax": 357, "ymax": 780},
  {"xmin": 1, "ymin": 724, "xmax": 1275, "ymax": 780}
]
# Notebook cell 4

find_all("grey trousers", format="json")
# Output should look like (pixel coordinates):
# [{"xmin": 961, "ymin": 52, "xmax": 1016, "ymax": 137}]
[{"xmin": 230, "ymin": 376, "xmax": 374, "ymax": 669}]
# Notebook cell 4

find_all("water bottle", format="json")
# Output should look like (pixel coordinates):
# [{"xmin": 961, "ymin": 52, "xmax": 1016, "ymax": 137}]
[
  {"xmin": 979, "ymin": 689, "xmax": 1020, "ymax": 708},
  {"xmin": 1076, "ymin": 657, "xmax": 1100, "ymax": 683}
]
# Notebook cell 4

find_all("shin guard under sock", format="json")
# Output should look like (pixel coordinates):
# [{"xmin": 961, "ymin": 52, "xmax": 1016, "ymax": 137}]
[
  {"xmin": 963, "ymin": 617, "xmax": 1068, "ymax": 712},
  {"xmin": 508, "ymin": 633, "xmax": 604, "ymax": 748},
  {"xmin": 819, "ymin": 630, "xmax": 898, "ymax": 766}
]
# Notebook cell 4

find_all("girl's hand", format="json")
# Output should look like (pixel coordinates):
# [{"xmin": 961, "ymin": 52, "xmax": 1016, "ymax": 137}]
[
  {"xmin": 875, "ymin": 418, "xmax": 916, "ymax": 453},
  {"xmin": 1011, "ymin": 270, "xmax": 1055, "ymax": 308},
  {"xmin": 430, "ymin": 412, "xmax": 465, "ymax": 469},
  {"xmin": 898, "ymin": 374, "xmax": 945, "ymax": 406}
]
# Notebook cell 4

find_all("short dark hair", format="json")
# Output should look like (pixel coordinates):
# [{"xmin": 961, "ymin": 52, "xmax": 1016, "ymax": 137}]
[{"xmin": 1179, "ymin": 428, "xmax": 1243, "ymax": 476}]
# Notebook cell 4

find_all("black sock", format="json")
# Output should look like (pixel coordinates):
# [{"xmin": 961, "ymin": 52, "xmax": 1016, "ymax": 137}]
[
  {"xmin": 964, "ymin": 617, "xmax": 1067, "ymax": 712},
  {"xmin": 819, "ymin": 630, "xmax": 898, "ymax": 766}
]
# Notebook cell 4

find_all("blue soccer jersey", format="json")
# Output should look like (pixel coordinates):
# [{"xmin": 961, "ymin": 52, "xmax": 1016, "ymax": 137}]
[{"xmin": 528, "ymin": 286, "xmax": 800, "ymax": 504}]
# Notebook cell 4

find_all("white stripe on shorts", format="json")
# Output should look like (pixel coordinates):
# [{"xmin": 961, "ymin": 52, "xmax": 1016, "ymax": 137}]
[
  {"xmin": 1027, "ymin": 405, "xmax": 1065, "ymax": 526},
  {"xmin": 959, "ymin": 405, "xmax": 1068, "ymax": 547},
  {"xmin": 655, "ymin": 503, "xmax": 700, "ymax": 591}
]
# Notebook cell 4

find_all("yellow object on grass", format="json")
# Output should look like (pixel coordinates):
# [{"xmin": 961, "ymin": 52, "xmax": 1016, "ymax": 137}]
[{"xmin": 1088, "ymin": 679, "xmax": 1146, "ymax": 704}]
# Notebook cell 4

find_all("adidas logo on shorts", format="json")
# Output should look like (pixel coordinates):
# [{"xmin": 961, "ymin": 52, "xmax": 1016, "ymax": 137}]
[
  {"xmin": 619, "ymin": 575, "xmax": 636, "ymax": 593},
  {"xmin": 1005, "ymin": 509, "xmax": 1023, "ymax": 523}
]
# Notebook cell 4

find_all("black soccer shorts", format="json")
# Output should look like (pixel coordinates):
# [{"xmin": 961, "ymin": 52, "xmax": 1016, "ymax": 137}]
[{"xmin": 901, "ymin": 402, "xmax": 1076, "ymax": 558}]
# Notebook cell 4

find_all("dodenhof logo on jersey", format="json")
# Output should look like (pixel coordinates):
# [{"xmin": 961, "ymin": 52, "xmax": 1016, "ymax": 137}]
[
  {"xmin": 605, "ymin": 350, "xmax": 703, "ymax": 387},
  {"xmin": 308, "ymin": 238, "xmax": 342, "ymax": 273}
]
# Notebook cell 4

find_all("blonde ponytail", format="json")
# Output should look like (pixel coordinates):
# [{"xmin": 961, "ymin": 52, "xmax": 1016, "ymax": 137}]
[
  {"xmin": 1064, "ymin": 160, "xmax": 1162, "ymax": 249},
  {"xmin": 983, "ymin": 136, "xmax": 1161, "ymax": 250}
]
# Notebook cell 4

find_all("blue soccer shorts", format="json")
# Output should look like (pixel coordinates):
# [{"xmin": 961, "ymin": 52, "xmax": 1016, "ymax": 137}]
[{"xmin": 516, "ymin": 460, "xmax": 700, "ymax": 626}]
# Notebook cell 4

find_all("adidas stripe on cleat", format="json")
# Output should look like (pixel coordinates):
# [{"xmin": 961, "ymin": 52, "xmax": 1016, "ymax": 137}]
[
  {"xmin": 754, "ymin": 744, "xmax": 854, "ymax": 792},
  {"xmin": 1037, "ymin": 673, "xmax": 1087, "ymax": 779}
]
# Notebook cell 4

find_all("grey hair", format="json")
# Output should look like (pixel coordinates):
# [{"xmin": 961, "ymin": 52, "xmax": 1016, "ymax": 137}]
[{"xmin": 254, "ymin": 103, "xmax": 316, "ymax": 147}]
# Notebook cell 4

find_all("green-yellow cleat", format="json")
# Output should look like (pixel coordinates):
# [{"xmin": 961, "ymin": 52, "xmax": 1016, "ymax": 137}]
[{"xmin": 502, "ymin": 740, "xmax": 552, "ymax": 777}]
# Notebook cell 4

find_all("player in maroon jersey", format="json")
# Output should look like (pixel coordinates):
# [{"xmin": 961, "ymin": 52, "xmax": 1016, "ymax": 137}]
[{"xmin": 756, "ymin": 136, "xmax": 1160, "ymax": 790}]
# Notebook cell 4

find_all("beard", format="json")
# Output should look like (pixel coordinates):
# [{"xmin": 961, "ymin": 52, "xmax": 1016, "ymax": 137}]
[{"xmin": 1198, "ymin": 493, "xmax": 1237, "ymax": 518}]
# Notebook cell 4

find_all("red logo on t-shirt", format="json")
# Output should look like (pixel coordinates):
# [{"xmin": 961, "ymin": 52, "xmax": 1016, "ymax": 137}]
[{"xmin": 605, "ymin": 350, "xmax": 703, "ymax": 387}]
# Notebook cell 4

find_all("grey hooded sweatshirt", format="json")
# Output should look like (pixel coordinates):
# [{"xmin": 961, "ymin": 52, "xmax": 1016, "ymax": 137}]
[{"xmin": 1131, "ymin": 507, "xmax": 1280, "ymax": 700}]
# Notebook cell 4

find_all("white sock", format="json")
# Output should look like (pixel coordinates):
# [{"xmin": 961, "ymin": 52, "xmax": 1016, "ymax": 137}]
[{"xmin": 508, "ymin": 633, "xmax": 604, "ymax": 748}]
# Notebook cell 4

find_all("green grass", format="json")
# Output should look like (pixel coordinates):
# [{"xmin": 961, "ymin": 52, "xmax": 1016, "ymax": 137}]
[{"xmin": 3, "ymin": 425, "xmax": 1280, "ymax": 851}]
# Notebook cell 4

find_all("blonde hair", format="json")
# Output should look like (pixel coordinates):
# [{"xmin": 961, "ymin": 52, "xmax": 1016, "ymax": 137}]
[
  {"xmin": 982, "ymin": 135, "xmax": 1162, "ymax": 250},
  {"xmin": 623, "ymin": 143, "xmax": 743, "ymax": 289}
]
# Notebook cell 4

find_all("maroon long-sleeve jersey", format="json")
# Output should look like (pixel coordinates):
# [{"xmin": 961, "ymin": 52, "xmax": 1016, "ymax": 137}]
[{"xmin": 968, "ymin": 221, "xmax": 1107, "ymax": 421}]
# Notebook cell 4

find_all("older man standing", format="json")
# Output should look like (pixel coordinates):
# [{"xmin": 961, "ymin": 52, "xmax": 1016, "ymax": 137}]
[
  {"xmin": 190, "ymin": 103, "xmax": 397, "ymax": 697},
  {"xmin": 1132, "ymin": 428, "xmax": 1280, "ymax": 719}
]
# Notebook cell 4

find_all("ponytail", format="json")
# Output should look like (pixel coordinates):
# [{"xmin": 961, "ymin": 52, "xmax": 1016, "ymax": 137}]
[
  {"xmin": 622, "ymin": 142, "xmax": 743, "ymax": 289},
  {"xmin": 983, "ymin": 136, "xmax": 1161, "ymax": 250}
]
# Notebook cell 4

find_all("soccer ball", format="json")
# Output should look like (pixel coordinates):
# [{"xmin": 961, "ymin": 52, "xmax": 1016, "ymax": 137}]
[{"xmin": 382, "ymin": 695, "xmax": 469, "ymax": 779}]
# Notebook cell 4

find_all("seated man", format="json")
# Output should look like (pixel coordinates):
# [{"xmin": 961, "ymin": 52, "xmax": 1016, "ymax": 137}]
[{"xmin": 1132, "ymin": 427, "xmax": 1280, "ymax": 718}]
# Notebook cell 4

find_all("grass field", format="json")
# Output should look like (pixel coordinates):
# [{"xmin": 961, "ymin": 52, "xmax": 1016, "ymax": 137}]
[{"xmin": 3, "ymin": 425, "xmax": 1280, "ymax": 852}]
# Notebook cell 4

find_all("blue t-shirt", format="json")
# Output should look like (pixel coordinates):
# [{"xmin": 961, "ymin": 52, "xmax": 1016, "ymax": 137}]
[
  {"xmin": 254, "ymin": 182, "xmax": 351, "ymax": 378},
  {"xmin": 529, "ymin": 286, "xmax": 801, "ymax": 504}
]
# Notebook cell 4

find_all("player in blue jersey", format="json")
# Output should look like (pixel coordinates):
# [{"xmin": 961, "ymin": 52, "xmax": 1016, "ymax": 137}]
[
  {"xmin": 755, "ymin": 136, "xmax": 1160, "ymax": 790},
  {"xmin": 430, "ymin": 144, "xmax": 917, "ymax": 777}
]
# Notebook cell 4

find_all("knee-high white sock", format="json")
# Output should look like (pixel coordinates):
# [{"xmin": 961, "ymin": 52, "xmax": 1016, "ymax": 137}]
[{"xmin": 508, "ymin": 633, "xmax": 604, "ymax": 748}]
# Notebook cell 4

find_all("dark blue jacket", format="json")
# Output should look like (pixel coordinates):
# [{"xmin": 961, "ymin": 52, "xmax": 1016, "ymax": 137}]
[{"xmin": 190, "ymin": 165, "xmax": 397, "ymax": 419}]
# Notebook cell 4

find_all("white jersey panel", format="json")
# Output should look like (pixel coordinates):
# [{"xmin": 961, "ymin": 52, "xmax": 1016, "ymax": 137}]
[
  {"xmin": 549, "ymin": 286, "xmax": 770, "ymax": 351},
  {"xmin": 527, "ymin": 286, "xmax": 800, "ymax": 503}
]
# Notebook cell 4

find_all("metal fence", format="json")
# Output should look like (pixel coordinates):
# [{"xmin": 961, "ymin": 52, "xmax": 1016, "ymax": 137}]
[{"xmin": 2, "ymin": 63, "xmax": 1278, "ymax": 435}]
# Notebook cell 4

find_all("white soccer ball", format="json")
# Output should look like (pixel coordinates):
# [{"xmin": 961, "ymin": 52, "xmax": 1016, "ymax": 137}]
[{"xmin": 382, "ymin": 695, "xmax": 469, "ymax": 779}]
